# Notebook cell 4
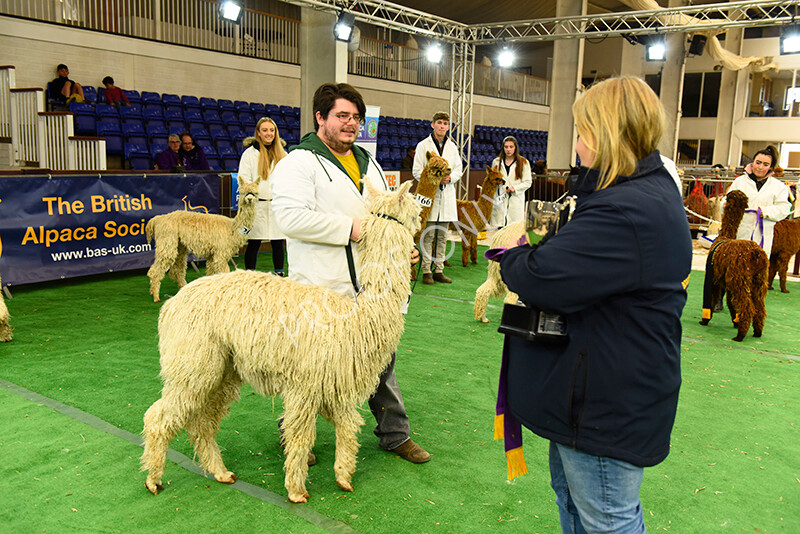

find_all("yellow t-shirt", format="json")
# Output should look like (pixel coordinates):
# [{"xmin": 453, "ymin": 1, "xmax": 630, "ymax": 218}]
[{"xmin": 334, "ymin": 152, "xmax": 361, "ymax": 191}]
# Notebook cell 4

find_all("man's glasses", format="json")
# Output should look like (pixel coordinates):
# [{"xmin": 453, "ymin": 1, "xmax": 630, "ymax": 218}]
[{"xmin": 328, "ymin": 112, "xmax": 365, "ymax": 125}]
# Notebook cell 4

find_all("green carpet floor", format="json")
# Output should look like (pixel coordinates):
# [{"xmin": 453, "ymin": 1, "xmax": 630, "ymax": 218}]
[{"xmin": 1, "ymin": 249, "xmax": 798, "ymax": 533}]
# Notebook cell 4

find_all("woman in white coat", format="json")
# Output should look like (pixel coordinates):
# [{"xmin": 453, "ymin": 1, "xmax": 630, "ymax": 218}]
[
  {"xmin": 238, "ymin": 117, "xmax": 288, "ymax": 274},
  {"xmin": 727, "ymin": 145, "xmax": 791, "ymax": 256},
  {"xmin": 489, "ymin": 136, "xmax": 532, "ymax": 228}
]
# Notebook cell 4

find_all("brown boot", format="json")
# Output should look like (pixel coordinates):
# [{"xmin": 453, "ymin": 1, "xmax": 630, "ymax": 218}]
[
  {"xmin": 389, "ymin": 439, "xmax": 430, "ymax": 463},
  {"xmin": 422, "ymin": 273, "xmax": 434, "ymax": 285},
  {"xmin": 432, "ymin": 272, "xmax": 452, "ymax": 283}
]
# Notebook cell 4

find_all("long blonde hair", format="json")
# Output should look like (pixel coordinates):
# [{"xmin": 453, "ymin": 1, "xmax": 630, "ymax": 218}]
[
  {"xmin": 572, "ymin": 76, "xmax": 664, "ymax": 190},
  {"xmin": 254, "ymin": 117, "xmax": 287, "ymax": 182}
]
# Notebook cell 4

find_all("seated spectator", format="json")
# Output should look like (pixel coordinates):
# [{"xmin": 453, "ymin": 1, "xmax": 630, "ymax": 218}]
[
  {"xmin": 49, "ymin": 64, "xmax": 84, "ymax": 105},
  {"xmin": 401, "ymin": 147, "xmax": 415, "ymax": 169},
  {"xmin": 178, "ymin": 132, "xmax": 209, "ymax": 171},
  {"xmin": 102, "ymin": 76, "xmax": 130, "ymax": 108},
  {"xmin": 155, "ymin": 134, "xmax": 183, "ymax": 171}
]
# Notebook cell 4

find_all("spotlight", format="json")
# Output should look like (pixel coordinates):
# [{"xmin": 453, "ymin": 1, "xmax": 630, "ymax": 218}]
[
  {"xmin": 334, "ymin": 11, "xmax": 356, "ymax": 43},
  {"xmin": 498, "ymin": 47, "xmax": 514, "ymax": 68},
  {"xmin": 780, "ymin": 24, "xmax": 800, "ymax": 55},
  {"xmin": 219, "ymin": 0, "xmax": 243, "ymax": 24},
  {"xmin": 426, "ymin": 44, "xmax": 443, "ymax": 64},
  {"xmin": 688, "ymin": 34, "xmax": 707, "ymax": 56},
  {"xmin": 646, "ymin": 35, "xmax": 666, "ymax": 61}
]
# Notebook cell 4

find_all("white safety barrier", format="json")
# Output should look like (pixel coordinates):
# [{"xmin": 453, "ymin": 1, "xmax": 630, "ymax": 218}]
[
  {"xmin": 0, "ymin": 66, "xmax": 14, "ymax": 138},
  {"xmin": 10, "ymin": 87, "xmax": 44, "ymax": 165},
  {"xmin": 69, "ymin": 136, "xmax": 107, "ymax": 170}
]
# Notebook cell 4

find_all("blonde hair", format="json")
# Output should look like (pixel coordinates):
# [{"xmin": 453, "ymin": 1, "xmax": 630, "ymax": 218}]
[
  {"xmin": 572, "ymin": 76, "xmax": 664, "ymax": 190},
  {"xmin": 254, "ymin": 117, "xmax": 287, "ymax": 182}
]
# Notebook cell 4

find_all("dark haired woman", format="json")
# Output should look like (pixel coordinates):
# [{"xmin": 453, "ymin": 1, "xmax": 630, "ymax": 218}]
[
  {"xmin": 489, "ymin": 136, "xmax": 532, "ymax": 228},
  {"xmin": 728, "ymin": 145, "xmax": 791, "ymax": 255}
]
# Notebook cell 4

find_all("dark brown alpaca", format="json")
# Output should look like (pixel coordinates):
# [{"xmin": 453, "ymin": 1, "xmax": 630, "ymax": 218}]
[
  {"xmin": 410, "ymin": 152, "xmax": 451, "ymax": 281},
  {"xmin": 450, "ymin": 166, "xmax": 505, "ymax": 266},
  {"xmin": 768, "ymin": 219, "xmax": 800, "ymax": 293},
  {"xmin": 699, "ymin": 190, "xmax": 769, "ymax": 342}
]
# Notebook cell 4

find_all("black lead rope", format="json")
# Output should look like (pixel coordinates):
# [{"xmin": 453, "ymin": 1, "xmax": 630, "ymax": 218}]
[{"xmin": 345, "ymin": 213, "xmax": 405, "ymax": 298}]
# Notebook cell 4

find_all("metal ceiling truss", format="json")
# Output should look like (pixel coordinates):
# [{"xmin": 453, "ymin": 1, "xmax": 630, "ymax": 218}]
[
  {"xmin": 449, "ymin": 42, "xmax": 476, "ymax": 196},
  {"xmin": 283, "ymin": 1, "xmax": 800, "ymax": 44}
]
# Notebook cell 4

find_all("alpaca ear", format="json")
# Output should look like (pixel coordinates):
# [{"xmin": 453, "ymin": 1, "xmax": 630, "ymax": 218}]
[
  {"xmin": 237, "ymin": 174, "xmax": 245, "ymax": 187},
  {"xmin": 426, "ymin": 150, "xmax": 435, "ymax": 161},
  {"xmin": 365, "ymin": 180, "xmax": 379, "ymax": 199},
  {"xmin": 486, "ymin": 166, "xmax": 492, "ymax": 174},
  {"xmin": 398, "ymin": 180, "xmax": 414, "ymax": 196}
]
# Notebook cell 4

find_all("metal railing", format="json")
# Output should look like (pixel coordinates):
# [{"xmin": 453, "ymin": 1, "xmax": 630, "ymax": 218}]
[
  {"xmin": 0, "ymin": 66, "xmax": 14, "ymax": 138},
  {"xmin": 9, "ymin": 88, "xmax": 44, "ymax": 165},
  {"xmin": 69, "ymin": 136, "xmax": 107, "ymax": 170}
]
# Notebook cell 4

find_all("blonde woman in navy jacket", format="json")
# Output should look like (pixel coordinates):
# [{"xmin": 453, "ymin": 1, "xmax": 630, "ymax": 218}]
[{"xmin": 500, "ymin": 77, "xmax": 692, "ymax": 533}]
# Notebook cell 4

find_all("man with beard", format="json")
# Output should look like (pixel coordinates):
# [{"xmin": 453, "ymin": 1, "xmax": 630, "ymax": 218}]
[{"xmin": 271, "ymin": 82, "xmax": 430, "ymax": 465}]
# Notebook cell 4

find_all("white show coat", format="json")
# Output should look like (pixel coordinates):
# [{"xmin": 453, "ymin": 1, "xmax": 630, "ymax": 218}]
[
  {"xmin": 727, "ymin": 174, "xmax": 791, "ymax": 256},
  {"xmin": 271, "ymin": 146, "xmax": 388, "ymax": 298},
  {"xmin": 411, "ymin": 135, "xmax": 463, "ymax": 223},
  {"xmin": 488, "ymin": 157, "xmax": 532, "ymax": 227},
  {"xmin": 237, "ymin": 146, "xmax": 285, "ymax": 241}
]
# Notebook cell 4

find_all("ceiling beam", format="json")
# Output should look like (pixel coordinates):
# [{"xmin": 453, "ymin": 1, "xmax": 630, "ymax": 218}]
[{"xmin": 282, "ymin": 0, "xmax": 799, "ymax": 43}]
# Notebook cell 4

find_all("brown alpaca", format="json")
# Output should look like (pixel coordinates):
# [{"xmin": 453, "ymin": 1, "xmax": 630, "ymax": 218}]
[
  {"xmin": 768, "ymin": 219, "xmax": 800, "ymax": 293},
  {"xmin": 0, "ymin": 275, "xmax": 11, "ymax": 342},
  {"xmin": 450, "ymin": 166, "xmax": 506, "ymax": 266},
  {"xmin": 410, "ymin": 151, "xmax": 451, "ymax": 281},
  {"xmin": 699, "ymin": 190, "xmax": 769, "ymax": 342}
]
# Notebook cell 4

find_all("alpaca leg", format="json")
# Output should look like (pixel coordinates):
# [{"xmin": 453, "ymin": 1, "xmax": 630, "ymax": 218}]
[
  {"xmin": 0, "ymin": 316, "xmax": 12, "ymax": 342},
  {"xmin": 470, "ymin": 234, "xmax": 478, "ymax": 264},
  {"xmin": 205, "ymin": 255, "xmax": 230, "ymax": 276},
  {"xmin": 474, "ymin": 280, "xmax": 492, "ymax": 322},
  {"xmin": 185, "ymin": 368, "xmax": 243, "ymax": 484},
  {"xmin": 461, "ymin": 240, "xmax": 470, "ymax": 267},
  {"xmin": 504, "ymin": 290, "xmax": 519, "ymax": 305},
  {"xmin": 281, "ymin": 395, "xmax": 318, "ymax": 503},
  {"xmin": 147, "ymin": 242, "xmax": 178, "ymax": 303},
  {"xmin": 767, "ymin": 256, "xmax": 778, "ymax": 290},
  {"xmin": 729, "ymin": 291, "xmax": 754, "ymax": 342},
  {"xmin": 168, "ymin": 245, "xmax": 189, "ymax": 290},
  {"xmin": 331, "ymin": 404, "xmax": 365, "ymax": 493},
  {"xmin": 752, "ymin": 275, "xmax": 768, "ymax": 338},
  {"xmin": 777, "ymin": 253, "xmax": 791, "ymax": 293},
  {"xmin": 141, "ymin": 395, "xmax": 191, "ymax": 494}
]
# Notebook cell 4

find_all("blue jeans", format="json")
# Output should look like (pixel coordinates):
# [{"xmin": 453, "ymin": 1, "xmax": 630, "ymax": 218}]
[{"xmin": 549, "ymin": 442, "xmax": 646, "ymax": 534}]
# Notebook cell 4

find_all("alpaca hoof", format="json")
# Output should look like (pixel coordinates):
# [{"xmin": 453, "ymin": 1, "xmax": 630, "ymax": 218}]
[
  {"xmin": 754, "ymin": 330, "xmax": 762, "ymax": 337},
  {"xmin": 444, "ymin": 260, "xmax": 451, "ymax": 267},
  {"xmin": 215, "ymin": 471, "xmax": 237, "ymax": 484},
  {"xmin": 289, "ymin": 491, "xmax": 310, "ymax": 503},
  {"xmin": 699, "ymin": 319, "xmax": 709, "ymax": 326},
  {"xmin": 462, "ymin": 261, "xmax": 468, "ymax": 267},
  {"xmin": 337, "ymin": 480, "xmax": 354, "ymax": 493},
  {"xmin": 768, "ymin": 285, "xmax": 774, "ymax": 290},
  {"xmin": 480, "ymin": 317, "xmax": 490, "ymax": 323},
  {"xmin": 153, "ymin": 296, "xmax": 161, "ymax": 303},
  {"xmin": 781, "ymin": 289, "xmax": 790, "ymax": 294},
  {"xmin": 145, "ymin": 480, "xmax": 164, "ymax": 495},
  {"xmin": 732, "ymin": 336, "xmax": 744, "ymax": 342}
]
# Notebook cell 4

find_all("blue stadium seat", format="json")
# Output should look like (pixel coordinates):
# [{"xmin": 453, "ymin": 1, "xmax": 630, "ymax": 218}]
[
  {"xmin": 234, "ymin": 100, "xmax": 250, "ymax": 112},
  {"xmin": 273, "ymin": 116, "xmax": 287, "ymax": 129},
  {"xmin": 227, "ymin": 125, "xmax": 246, "ymax": 140},
  {"xmin": 150, "ymin": 143, "xmax": 167, "ymax": 159},
  {"xmin": 199, "ymin": 97, "xmax": 217, "ymax": 110},
  {"xmin": 97, "ymin": 86, "xmax": 106, "ymax": 102},
  {"xmin": 209, "ymin": 124, "xmax": 229, "ymax": 140},
  {"xmin": 223, "ymin": 156, "xmax": 239, "ymax": 171},
  {"xmin": 217, "ymin": 145, "xmax": 237, "ymax": 158},
  {"xmin": 69, "ymin": 102, "xmax": 96, "ymax": 135},
  {"xmin": 203, "ymin": 110, "xmax": 223, "ymax": 125},
  {"xmin": 123, "ymin": 90, "xmax": 141, "ymax": 104},
  {"xmin": 143, "ymin": 103, "xmax": 163, "ymax": 116},
  {"xmin": 124, "ymin": 142, "xmax": 151, "ymax": 170},
  {"xmin": 265, "ymin": 104, "xmax": 280, "ymax": 116},
  {"xmin": 168, "ymin": 123, "xmax": 186, "ymax": 135},
  {"xmin": 97, "ymin": 122, "xmax": 123, "ymax": 155},
  {"xmin": 190, "ymin": 126, "xmax": 210, "ymax": 140},
  {"xmin": 250, "ymin": 102, "xmax": 266, "ymax": 115},
  {"xmin": 185, "ymin": 108, "xmax": 202, "ymax": 122},
  {"xmin": 207, "ymin": 157, "xmax": 223, "ymax": 171},
  {"xmin": 95, "ymin": 104, "xmax": 119, "ymax": 118},
  {"xmin": 200, "ymin": 144, "xmax": 218, "ymax": 158},
  {"xmin": 162, "ymin": 93, "xmax": 180, "ymax": 106},
  {"xmin": 122, "ymin": 122, "xmax": 147, "ymax": 145},
  {"xmin": 239, "ymin": 115, "xmax": 256, "ymax": 130},
  {"xmin": 182, "ymin": 95, "xmax": 201, "ymax": 110},
  {"xmin": 120, "ymin": 106, "xmax": 142, "ymax": 125},
  {"xmin": 221, "ymin": 110, "xmax": 239, "ymax": 125},
  {"xmin": 217, "ymin": 99, "xmax": 235, "ymax": 112},
  {"xmin": 279, "ymin": 105, "xmax": 293, "ymax": 117},
  {"xmin": 146, "ymin": 123, "xmax": 168, "ymax": 141},
  {"xmin": 82, "ymin": 86, "xmax": 97, "ymax": 104},
  {"xmin": 196, "ymin": 138, "xmax": 214, "ymax": 150},
  {"xmin": 142, "ymin": 91, "xmax": 161, "ymax": 104}
]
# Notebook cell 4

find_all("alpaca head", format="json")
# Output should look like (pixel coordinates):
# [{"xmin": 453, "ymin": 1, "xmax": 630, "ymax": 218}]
[
  {"xmin": 422, "ymin": 151, "xmax": 451, "ymax": 186},
  {"xmin": 485, "ymin": 166, "xmax": 506, "ymax": 189},
  {"xmin": 236, "ymin": 175, "xmax": 260, "ymax": 210},
  {"xmin": 365, "ymin": 180, "xmax": 422, "ymax": 238},
  {"xmin": 720, "ymin": 189, "xmax": 749, "ymax": 239}
]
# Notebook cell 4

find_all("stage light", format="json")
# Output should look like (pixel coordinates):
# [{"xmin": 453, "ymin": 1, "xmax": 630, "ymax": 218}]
[
  {"xmin": 334, "ymin": 11, "xmax": 356, "ymax": 42},
  {"xmin": 780, "ymin": 25, "xmax": 800, "ymax": 55},
  {"xmin": 427, "ymin": 44, "xmax": 443, "ymax": 64},
  {"xmin": 498, "ymin": 47, "xmax": 514, "ymax": 68},
  {"xmin": 688, "ymin": 34, "xmax": 707, "ymax": 56},
  {"xmin": 646, "ymin": 35, "xmax": 666, "ymax": 61},
  {"xmin": 219, "ymin": 0, "xmax": 243, "ymax": 24}
]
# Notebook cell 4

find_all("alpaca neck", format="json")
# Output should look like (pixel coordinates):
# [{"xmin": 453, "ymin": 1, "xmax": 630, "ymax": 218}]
[
  {"xmin": 475, "ymin": 178, "xmax": 498, "ymax": 217},
  {"xmin": 231, "ymin": 202, "xmax": 257, "ymax": 241},
  {"xmin": 719, "ymin": 207, "xmax": 745, "ymax": 240},
  {"xmin": 356, "ymin": 216, "xmax": 411, "ymax": 312}
]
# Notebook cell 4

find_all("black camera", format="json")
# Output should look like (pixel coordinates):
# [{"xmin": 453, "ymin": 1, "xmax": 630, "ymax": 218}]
[{"xmin": 498, "ymin": 197, "xmax": 575, "ymax": 344}]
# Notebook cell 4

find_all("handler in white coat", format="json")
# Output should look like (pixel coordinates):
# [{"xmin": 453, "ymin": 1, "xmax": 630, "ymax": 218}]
[
  {"xmin": 728, "ymin": 145, "xmax": 790, "ymax": 256},
  {"xmin": 489, "ymin": 136, "xmax": 532, "ymax": 228},
  {"xmin": 271, "ymin": 82, "xmax": 430, "ymax": 464},
  {"xmin": 412, "ymin": 111, "xmax": 463, "ymax": 284},
  {"xmin": 237, "ymin": 117, "xmax": 287, "ymax": 273}
]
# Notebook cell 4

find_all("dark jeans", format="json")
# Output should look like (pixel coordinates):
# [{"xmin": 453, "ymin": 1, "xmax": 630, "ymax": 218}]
[{"xmin": 244, "ymin": 239, "xmax": 285, "ymax": 272}]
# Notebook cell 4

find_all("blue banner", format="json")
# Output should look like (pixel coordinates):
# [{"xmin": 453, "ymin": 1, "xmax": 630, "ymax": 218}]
[{"xmin": 0, "ymin": 173, "xmax": 219, "ymax": 287}]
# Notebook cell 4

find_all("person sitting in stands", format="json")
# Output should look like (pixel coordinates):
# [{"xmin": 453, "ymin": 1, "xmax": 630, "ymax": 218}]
[
  {"xmin": 401, "ymin": 147, "xmax": 415, "ymax": 169},
  {"xmin": 102, "ymin": 76, "xmax": 130, "ymax": 108},
  {"xmin": 155, "ymin": 134, "xmax": 182, "ymax": 171},
  {"xmin": 178, "ymin": 132, "xmax": 209, "ymax": 171},
  {"xmin": 49, "ymin": 64, "xmax": 84, "ymax": 105}
]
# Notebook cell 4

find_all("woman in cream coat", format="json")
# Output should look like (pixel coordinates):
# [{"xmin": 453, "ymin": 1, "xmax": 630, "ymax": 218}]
[
  {"xmin": 489, "ymin": 136, "xmax": 532, "ymax": 228},
  {"xmin": 238, "ymin": 117, "xmax": 288, "ymax": 274}
]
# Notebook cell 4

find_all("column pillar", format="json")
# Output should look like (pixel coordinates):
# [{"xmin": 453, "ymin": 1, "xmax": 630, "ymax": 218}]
[
  {"xmin": 546, "ymin": 0, "xmax": 587, "ymax": 169},
  {"xmin": 713, "ymin": 28, "xmax": 746, "ymax": 167},
  {"xmin": 299, "ymin": 8, "xmax": 349, "ymax": 133},
  {"xmin": 658, "ymin": 1, "xmax": 688, "ymax": 160}
]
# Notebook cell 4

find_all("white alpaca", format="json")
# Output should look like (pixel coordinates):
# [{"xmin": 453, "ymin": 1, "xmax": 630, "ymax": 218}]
[
  {"xmin": 141, "ymin": 181, "xmax": 421, "ymax": 503},
  {"xmin": 0, "ymin": 275, "xmax": 11, "ymax": 342},
  {"xmin": 473, "ymin": 221, "xmax": 523, "ymax": 323},
  {"xmin": 145, "ymin": 176, "xmax": 259, "ymax": 302}
]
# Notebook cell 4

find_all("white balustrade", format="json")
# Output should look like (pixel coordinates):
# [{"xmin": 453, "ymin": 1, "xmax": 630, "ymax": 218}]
[{"xmin": 10, "ymin": 88, "xmax": 44, "ymax": 165}]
